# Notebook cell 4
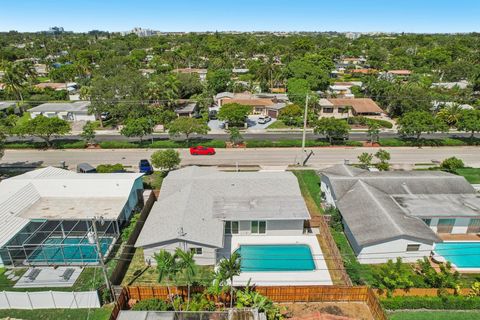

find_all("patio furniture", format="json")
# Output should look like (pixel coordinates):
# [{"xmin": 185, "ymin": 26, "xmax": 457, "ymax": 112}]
[
  {"xmin": 26, "ymin": 268, "xmax": 41, "ymax": 281},
  {"xmin": 60, "ymin": 268, "xmax": 75, "ymax": 281}
]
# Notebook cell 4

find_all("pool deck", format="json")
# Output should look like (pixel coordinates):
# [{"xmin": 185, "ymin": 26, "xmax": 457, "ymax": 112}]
[
  {"xmin": 438, "ymin": 233, "xmax": 480, "ymax": 241},
  {"xmin": 229, "ymin": 235, "xmax": 332, "ymax": 286},
  {"xmin": 14, "ymin": 267, "xmax": 82, "ymax": 288}
]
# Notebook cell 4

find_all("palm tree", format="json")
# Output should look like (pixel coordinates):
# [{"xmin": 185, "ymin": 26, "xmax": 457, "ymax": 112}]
[
  {"xmin": 1, "ymin": 62, "xmax": 27, "ymax": 101},
  {"xmin": 154, "ymin": 250, "xmax": 179, "ymax": 311},
  {"xmin": 218, "ymin": 252, "xmax": 241, "ymax": 308},
  {"xmin": 175, "ymin": 248, "xmax": 198, "ymax": 309}
]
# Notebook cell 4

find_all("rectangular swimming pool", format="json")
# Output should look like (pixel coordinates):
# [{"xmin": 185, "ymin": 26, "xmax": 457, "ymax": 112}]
[
  {"xmin": 27, "ymin": 237, "xmax": 113, "ymax": 264},
  {"xmin": 434, "ymin": 242, "xmax": 480, "ymax": 269},
  {"xmin": 236, "ymin": 244, "xmax": 315, "ymax": 272}
]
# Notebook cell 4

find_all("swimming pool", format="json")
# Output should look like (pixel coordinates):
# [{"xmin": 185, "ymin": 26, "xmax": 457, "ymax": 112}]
[
  {"xmin": 434, "ymin": 242, "xmax": 480, "ymax": 269},
  {"xmin": 236, "ymin": 244, "xmax": 315, "ymax": 272},
  {"xmin": 27, "ymin": 237, "xmax": 113, "ymax": 264}
]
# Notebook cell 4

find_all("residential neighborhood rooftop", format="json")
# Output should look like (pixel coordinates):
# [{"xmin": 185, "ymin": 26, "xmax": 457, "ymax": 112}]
[
  {"xmin": 28, "ymin": 101, "xmax": 91, "ymax": 113},
  {"xmin": 136, "ymin": 166, "xmax": 310, "ymax": 248}
]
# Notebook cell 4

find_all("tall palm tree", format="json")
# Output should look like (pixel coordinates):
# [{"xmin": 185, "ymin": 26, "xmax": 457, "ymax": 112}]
[
  {"xmin": 175, "ymin": 248, "xmax": 198, "ymax": 310},
  {"xmin": 154, "ymin": 250, "xmax": 179, "ymax": 311},
  {"xmin": 218, "ymin": 252, "xmax": 241, "ymax": 308},
  {"xmin": 2, "ymin": 62, "xmax": 27, "ymax": 101}
]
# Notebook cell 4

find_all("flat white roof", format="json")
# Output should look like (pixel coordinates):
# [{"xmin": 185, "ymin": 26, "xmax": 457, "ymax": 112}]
[{"xmin": 0, "ymin": 167, "xmax": 143, "ymax": 247}]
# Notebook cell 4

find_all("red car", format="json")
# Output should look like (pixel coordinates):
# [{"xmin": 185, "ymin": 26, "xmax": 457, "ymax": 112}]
[{"xmin": 190, "ymin": 146, "xmax": 216, "ymax": 155}]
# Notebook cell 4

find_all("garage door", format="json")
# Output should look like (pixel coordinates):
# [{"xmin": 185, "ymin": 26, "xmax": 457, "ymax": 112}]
[{"xmin": 267, "ymin": 110, "xmax": 277, "ymax": 118}]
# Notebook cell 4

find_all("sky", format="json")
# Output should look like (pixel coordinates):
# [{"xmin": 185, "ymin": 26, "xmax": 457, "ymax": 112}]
[{"xmin": 1, "ymin": 0, "xmax": 479, "ymax": 33}]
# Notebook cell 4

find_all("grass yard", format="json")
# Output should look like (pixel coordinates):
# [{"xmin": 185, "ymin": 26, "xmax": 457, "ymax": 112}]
[
  {"xmin": 389, "ymin": 311, "xmax": 480, "ymax": 320},
  {"xmin": 267, "ymin": 120, "xmax": 300, "ymax": 129},
  {"xmin": 292, "ymin": 170, "xmax": 323, "ymax": 214},
  {"xmin": 122, "ymin": 248, "xmax": 214, "ymax": 286},
  {"xmin": 0, "ymin": 306, "xmax": 113, "ymax": 320},
  {"xmin": 455, "ymin": 168, "xmax": 480, "ymax": 184},
  {"xmin": 142, "ymin": 171, "xmax": 164, "ymax": 190}
]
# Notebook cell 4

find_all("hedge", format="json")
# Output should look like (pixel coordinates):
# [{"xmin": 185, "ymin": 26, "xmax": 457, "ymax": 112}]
[
  {"xmin": 99, "ymin": 139, "xmax": 226, "ymax": 149},
  {"xmin": 379, "ymin": 137, "xmax": 480, "ymax": 147},
  {"xmin": 246, "ymin": 140, "xmax": 330, "ymax": 148},
  {"xmin": 381, "ymin": 296, "xmax": 480, "ymax": 310},
  {"xmin": 347, "ymin": 116, "xmax": 393, "ymax": 129}
]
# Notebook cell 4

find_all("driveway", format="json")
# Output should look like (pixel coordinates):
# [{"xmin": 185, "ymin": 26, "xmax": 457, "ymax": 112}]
[{"xmin": 208, "ymin": 115, "xmax": 277, "ymax": 133}]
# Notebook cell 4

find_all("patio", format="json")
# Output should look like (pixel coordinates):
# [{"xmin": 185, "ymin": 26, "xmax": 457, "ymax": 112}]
[{"xmin": 13, "ymin": 266, "xmax": 82, "ymax": 288}]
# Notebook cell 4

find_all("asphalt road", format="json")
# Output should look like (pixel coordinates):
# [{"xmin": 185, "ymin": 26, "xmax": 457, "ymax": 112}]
[
  {"xmin": 2, "ymin": 147, "xmax": 480, "ymax": 170},
  {"xmin": 5, "ymin": 131, "xmax": 475, "ymax": 143}
]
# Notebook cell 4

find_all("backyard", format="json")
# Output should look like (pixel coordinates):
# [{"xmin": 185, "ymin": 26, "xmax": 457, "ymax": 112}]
[{"xmin": 0, "ymin": 306, "xmax": 113, "ymax": 320}]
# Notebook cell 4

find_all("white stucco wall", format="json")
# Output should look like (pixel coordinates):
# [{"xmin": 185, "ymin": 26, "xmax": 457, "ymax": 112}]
[
  {"xmin": 427, "ymin": 217, "xmax": 472, "ymax": 234},
  {"xmin": 73, "ymin": 113, "xmax": 96, "ymax": 121},
  {"xmin": 357, "ymin": 238, "xmax": 433, "ymax": 264},
  {"xmin": 143, "ymin": 241, "xmax": 217, "ymax": 266},
  {"xmin": 320, "ymin": 179, "xmax": 336, "ymax": 207}
]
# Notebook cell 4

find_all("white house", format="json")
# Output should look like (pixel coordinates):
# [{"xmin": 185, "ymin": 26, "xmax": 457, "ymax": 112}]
[
  {"xmin": 28, "ymin": 101, "xmax": 95, "ymax": 122},
  {"xmin": 0, "ymin": 167, "xmax": 144, "ymax": 266},
  {"xmin": 318, "ymin": 98, "xmax": 384, "ymax": 119},
  {"xmin": 320, "ymin": 165, "xmax": 480, "ymax": 264},
  {"xmin": 136, "ymin": 166, "xmax": 332, "ymax": 285}
]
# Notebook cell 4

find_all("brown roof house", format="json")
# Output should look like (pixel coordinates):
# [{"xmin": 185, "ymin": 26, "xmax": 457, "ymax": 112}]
[
  {"xmin": 216, "ymin": 92, "xmax": 287, "ymax": 118},
  {"xmin": 318, "ymin": 98, "xmax": 384, "ymax": 119}
]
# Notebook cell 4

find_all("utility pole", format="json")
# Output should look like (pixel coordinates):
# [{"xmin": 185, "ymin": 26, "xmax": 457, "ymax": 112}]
[
  {"xmin": 301, "ymin": 94, "xmax": 309, "ymax": 165},
  {"xmin": 91, "ymin": 217, "xmax": 116, "ymax": 302}
]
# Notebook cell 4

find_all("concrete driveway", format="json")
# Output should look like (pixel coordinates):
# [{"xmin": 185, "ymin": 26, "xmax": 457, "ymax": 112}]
[{"xmin": 208, "ymin": 115, "xmax": 277, "ymax": 133}]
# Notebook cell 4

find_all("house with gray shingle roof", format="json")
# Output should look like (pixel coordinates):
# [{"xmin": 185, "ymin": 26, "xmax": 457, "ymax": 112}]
[
  {"xmin": 136, "ymin": 166, "xmax": 311, "ymax": 266},
  {"xmin": 320, "ymin": 165, "xmax": 480, "ymax": 263}
]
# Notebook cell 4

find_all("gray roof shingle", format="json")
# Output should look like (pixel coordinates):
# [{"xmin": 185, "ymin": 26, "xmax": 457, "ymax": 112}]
[{"xmin": 136, "ymin": 167, "xmax": 310, "ymax": 248}]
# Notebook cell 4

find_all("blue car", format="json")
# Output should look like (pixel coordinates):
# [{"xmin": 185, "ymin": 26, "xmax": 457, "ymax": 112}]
[{"xmin": 139, "ymin": 159, "xmax": 153, "ymax": 175}]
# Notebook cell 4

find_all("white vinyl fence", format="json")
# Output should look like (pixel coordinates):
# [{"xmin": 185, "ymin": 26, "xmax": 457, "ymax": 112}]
[{"xmin": 0, "ymin": 291, "xmax": 100, "ymax": 309}]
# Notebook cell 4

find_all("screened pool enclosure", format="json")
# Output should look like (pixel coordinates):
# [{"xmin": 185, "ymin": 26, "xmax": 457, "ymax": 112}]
[{"xmin": 1, "ymin": 219, "xmax": 119, "ymax": 266}]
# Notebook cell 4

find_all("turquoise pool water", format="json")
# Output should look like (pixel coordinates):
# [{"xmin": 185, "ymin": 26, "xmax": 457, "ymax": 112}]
[
  {"xmin": 236, "ymin": 245, "xmax": 315, "ymax": 272},
  {"xmin": 28, "ymin": 237, "xmax": 113, "ymax": 264},
  {"xmin": 434, "ymin": 242, "xmax": 480, "ymax": 269}
]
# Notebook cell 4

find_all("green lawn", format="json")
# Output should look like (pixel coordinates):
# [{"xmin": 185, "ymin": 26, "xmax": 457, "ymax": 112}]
[
  {"xmin": 142, "ymin": 171, "xmax": 164, "ymax": 190},
  {"xmin": 292, "ymin": 170, "xmax": 323, "ymax": 212},
  {"xmin": 455, "ymin": 168, "xmax": 480, "ymax": 184},
  {"xmin": 389, "ymin": 311, "xmax": 480, "ymax": 320},
  {"xmin": 0, "ymin": 266, "xmax": 110, "ymax": 292},
  {"xmin": 0, "ymin": 306, "xmax": 113, "ymax": 320},
  {"xmin": 267, "ymin": 120, "xmax": 300, "ymax": 129}
]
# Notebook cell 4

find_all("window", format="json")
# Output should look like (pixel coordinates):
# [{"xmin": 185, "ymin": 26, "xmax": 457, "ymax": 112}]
[
  {"xmin": 406, "ymin": 244, "xmax": 420, "ymax": 252},
  {"xmin": 437, "ymin": 218, "xmax": 455, "ymax": 233},
  {"xmin": 468, "ymin": 219, "xmax": 480, "ymax": 233},
  {"xmin": 224, "ymin": 221, "xmax": 239, "ymax": 235},
  {"xmin": 251, "ymin": 221, "xmax": 266, "ymax": 234},
  {"xmin": 422, "ymin": 219, "xmax": 432, "ymax": 226},
  {"xmin": 322, "ymin": 107, "xmax": 334, "ymax": 113},
  {"xmin": 190, "ymin": 247, "xmax": 203, "ymax": 255}
]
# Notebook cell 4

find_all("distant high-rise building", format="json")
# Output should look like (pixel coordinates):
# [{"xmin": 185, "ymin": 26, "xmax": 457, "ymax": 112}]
[
  {"xmin": 121, "ymin": 27, "xmax": 157, "ymax": 37},
  {"xmin": 48, "ymin": 26, "xmax": 64, "ymax": 34}
]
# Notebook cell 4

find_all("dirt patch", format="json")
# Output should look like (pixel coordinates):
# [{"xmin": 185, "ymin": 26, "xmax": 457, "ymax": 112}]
[{"xmin": 280, "ymin": 302, "xmax": 374, "ymax": 320}]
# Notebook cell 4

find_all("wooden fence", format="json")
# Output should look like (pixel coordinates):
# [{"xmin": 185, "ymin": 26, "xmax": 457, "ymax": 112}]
[
  {"xmin": 315, "ymin": 215, "xmax": 352, "ymax": 286},
  {"xmin": 112, "ymin": 285, "xmax": 387, "ymax": 320},
  {"xmin": 110, "ymin": 190, "xmax": 157, "ymax": 285}
]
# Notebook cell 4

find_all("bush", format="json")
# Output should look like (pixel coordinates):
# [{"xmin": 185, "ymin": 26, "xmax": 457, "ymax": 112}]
[
  {"xmin": 246, "ymin": 140, "xmax": 330, "ymax": 148},
  {"xmin": 378, "ymin": 138, "xmax": 407, "ymax": 147},
  {"xmin": 381, "ymin": 296, "xmax": 480, "ymax": 310},
  {"xmin": 440, "ymin": 157, "xmax": 465, "ymax": 172},
  {"xmin": 53, "ymin": 141, "xmax": 86, "ymax": 149},
  {"xmin": 132, "ymin": 298, "xmax": 173, "ymax": 311},
  {"xmin": 99, "ymin": 141, "xmax": 137, "ymax": 149},
  {"xmin": 344, "ymin": 140, "xmax": 363, "ymax": 147},
  {"xmin": 96, "ymin": 163, "xmax": 125, "ymax": 173},
  {"xmin": 348, "ymin": 116, "xmax": 393, "ymax": 129}
]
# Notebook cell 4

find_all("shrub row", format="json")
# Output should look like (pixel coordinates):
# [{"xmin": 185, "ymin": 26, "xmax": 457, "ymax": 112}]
[
  {"xmin": 379, "ymin": 137, "xmax": 480, "ymax": 147},
  {"xmin": 246, "ymin": 140, "xmax": 330, "ymax": 148},
  {"xmin": 347, "ymin": 116, "xmax": 393, "ymax": 129},
  {"xmin": 381, "ymin": 296, "xmax": 480, "ymax": 310},
  {"xmin": 5, "ymin": 141, "xmax": 86, "ymax": 149}
]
